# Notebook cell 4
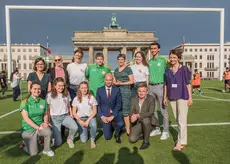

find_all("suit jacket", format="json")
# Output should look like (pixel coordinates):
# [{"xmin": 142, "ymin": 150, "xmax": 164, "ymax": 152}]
[
  {"xmin": 47, "ymin": 67, "xmax": 69, "ymax": 85},
  {"xmin": 96, "ymin": 85, "xmax": 122, "ymax": 118},
  {"xmin": 130, "ymin": 94, "xmax": 159, "ymax": 126}
]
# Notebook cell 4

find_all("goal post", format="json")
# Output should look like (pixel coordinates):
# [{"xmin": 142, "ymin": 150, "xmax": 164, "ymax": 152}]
[{"xmin": 5, "ymin": 5, "xmax": 225, "ymax": 80}]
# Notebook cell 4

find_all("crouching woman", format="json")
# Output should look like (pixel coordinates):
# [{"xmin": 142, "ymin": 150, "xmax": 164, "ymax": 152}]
[{"xmin": 20, "ymin": 82, "xmax": 54, "ymax": 157}]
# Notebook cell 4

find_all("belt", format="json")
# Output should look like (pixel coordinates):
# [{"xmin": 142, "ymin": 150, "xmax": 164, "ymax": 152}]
[{"xmin": 149, "ymin": 82, "xmax": 164, "ymax": 86}]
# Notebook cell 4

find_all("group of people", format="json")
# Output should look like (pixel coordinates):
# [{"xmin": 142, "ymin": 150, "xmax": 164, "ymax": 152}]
[{"xmin": 19, "ymin": 42, "xmax": 193, "ymax": 157}]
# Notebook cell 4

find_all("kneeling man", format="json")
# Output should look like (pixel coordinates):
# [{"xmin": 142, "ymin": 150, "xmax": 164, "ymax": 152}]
[
  {"xmin": 129, "ymin": 83, "xmax": 158, "ymax": 149},
  {"xmin": 96, "ymin": 73, "xmax": 124, "ymax": 143}
]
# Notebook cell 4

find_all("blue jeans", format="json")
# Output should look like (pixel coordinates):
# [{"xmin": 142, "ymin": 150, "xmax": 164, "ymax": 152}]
[
  {"xmin": 76, "ymin": 117, "xmax": 97, "ymax": 143},
  {"xmin": 51, "ymin": 114, "xmax": 78, "ymax": 146}
]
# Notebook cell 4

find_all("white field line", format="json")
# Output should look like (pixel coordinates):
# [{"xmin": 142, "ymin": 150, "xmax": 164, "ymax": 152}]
[
  {"xmin": 0, "ymin": 109, "xmax": 19, "ymax": 119},
  {"xmin": 201, "ymin": 95, "xmax": 230, "ymax": 102},
  {"xmin": 192, "ymin": 99, "xmax": 229, "ymax": 101},
  {"xmin": 1, "ymin": 122, "xmax": 230, "ymax": 135}
]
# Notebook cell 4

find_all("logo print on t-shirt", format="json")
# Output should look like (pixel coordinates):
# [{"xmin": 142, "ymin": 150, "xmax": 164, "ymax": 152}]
[
  {"xmin": 157, "ymin": 62, "xmax": 161, "ymax": 66},
  {"xmin": 138, "ymin": 69, "xmax": 142, "ymax": 73},
  {"xmin": 39, "ymin": 104, "xmax": 44, "ymax": 110},
  {"xmin": 63, "ymin": 98, "xmax": 67, "ymax": 104},
  {"xmin": 102, "ymin": 71, "xmax": 105, "ymax": 75},
  {"xmin": 80, "ymin": 69, "xmax": 85, "ymax": 73}
]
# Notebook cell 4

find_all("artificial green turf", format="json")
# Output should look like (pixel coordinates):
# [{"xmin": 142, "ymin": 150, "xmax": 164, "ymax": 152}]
[{"xmin": 0, "ymin": 80, "xmax": 229, "ymax": 164}]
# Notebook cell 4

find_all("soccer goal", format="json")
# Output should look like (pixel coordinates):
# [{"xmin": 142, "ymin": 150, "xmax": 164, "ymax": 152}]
[{"xmin": 5, "ymin": 6, "xmax": 225, "ymax": 80}]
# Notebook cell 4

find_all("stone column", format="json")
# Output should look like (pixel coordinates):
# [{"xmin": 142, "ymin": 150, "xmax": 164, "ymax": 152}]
[
  {"xmin": 121, "ymin": 47, "xmax": 127, "ymax": 55},
  {"xmin": 103, "ymin": 47, "xmax": 108, "ymax": 65},
  {"xmin": 147, "ymin": 49, "xmax": 151, "ymax": 61},
  {"xmin": 89, "ymin": 47, "xmax": 94, "ymax": 64}
]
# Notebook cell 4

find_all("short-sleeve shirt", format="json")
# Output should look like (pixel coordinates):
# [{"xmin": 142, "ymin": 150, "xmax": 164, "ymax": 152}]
[
  {"xmin": 149, "ymin": 56, "xmax": 167, "ymax": 84},
  {"xmin": 130, "ymin": 64, "xmax": 149, "ymax": 83},
  {"xmin": 27, "ymin": 72, "xmax": 51, "ymax": 99},
  {"xmin": 72, "ymin": 95, "xmax": 98, "ymax": 117},
  {"xmin": 46, "ymin": 93, "xmax": 71, "ymax": 116},
  {"xmin": 11, "ymin": 74, "xmax": 20, "ymax": 88},
  {"xmin": 67, "ymin": 63, "xmax": 87, "ymax": 85},
  {"xmin": 20, "ymin": 96, "xmax": 48, "ymax": 132},
  {"xmin": 165, "ymin": 66, "xmax": 191, "ymax": 101},
  {"xmin": 114, "ymin": 66, "xmax": 133, "ymax": 83},
  {"xmin": 85, "ymin": 63, "xmax": 111, "ymax": 96}
]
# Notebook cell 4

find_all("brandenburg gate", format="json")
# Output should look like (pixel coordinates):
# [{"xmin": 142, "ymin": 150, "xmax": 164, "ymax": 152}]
[{"xmin": 72, "ymin": 15, "xmax": 158, "ymax": 64}]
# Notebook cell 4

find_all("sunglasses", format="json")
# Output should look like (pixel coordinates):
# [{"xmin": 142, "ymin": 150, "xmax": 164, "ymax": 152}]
[{"xmin": 55, "ymin": 59, "xmax": 61, "ymax": 62}]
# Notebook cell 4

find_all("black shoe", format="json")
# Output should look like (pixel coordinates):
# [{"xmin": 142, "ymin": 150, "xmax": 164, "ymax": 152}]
[
  {"xmin": 139, "ymin": 135, "xmax": 144, "ymax": 140},
  {"xmin": 140, "ymin": 142, "xmax": 150, "ymax": 149},
  {"xmin": 116, "ymin": 137, "xmax": 121, "ymax": 144}
]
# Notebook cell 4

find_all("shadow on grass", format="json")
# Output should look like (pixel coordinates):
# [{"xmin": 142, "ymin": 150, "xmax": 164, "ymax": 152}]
[
  {"xmin": 95, "ymin": 147, "xmax": 144, "ymax": 164},
  {"xmin": 64, "ymin": 150, "xmax": 84, "ymax": 164},
  {"xmin": 169, "ymin": 126, "xmax": 179, "ymax": 143},
  {"xmin": 0, "ymin": 132, "xmax": 22, "ymax": 150},
  {"xmin": 22, "ymin": 155, "xmax": 41, "ymax": 164},
  {"xmin": 206, "ymin": 87, "xmax": 223, "ymax": 92},
  {"xmin": 172, "ymin": 150, "xmax": 190, "ymax": 164}
]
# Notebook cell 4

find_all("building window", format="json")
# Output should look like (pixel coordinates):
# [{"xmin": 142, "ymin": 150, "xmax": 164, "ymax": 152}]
[
  {"xmin": 34, "ymin": 49, "xmax": 37, "ymax": 52},
  {"xmin": 190, "ymin": 49, "xmax": 193, "ymax": 52},
  {"xmin": 224, "ymin": 62, "xmax": 227, "ymax": 67},
  {"xmin": 195, "ymin": 63, "xmax": 197, "ymax": 68},
  {"xmin": 195, "ymin": 55, "xmax": 197, "ymax": 59},
  {"xmin": 12, "ymin": 49, "xmax": 15, "ymax": 52},
  {"xmin": 29, "ymin": 63, "xmax": 32, "ymax": 69},
  {"xmin": 185, "ymin": 49, "xmax": 187, "ymax": 52},
  {"xmin": 209, "ymin": 48, "xmax": 212, "ymax": 52},
  {"xmin": 195, "ymin": 49, "xmax": 197, "ymax": 52},
  {"xmin": 207, "ymin": 72, "xmax": 209, "ymax": 77},
  {"xmin": 23, "ymin": 49, "xmax": 26, "ymax": 52},
  {"xmin": 205, "ymin": 49, "xmax": 207, "ymax": 52},
  {"xmin": 18, "ymin": 64, "xmax": 21, "ymax": 69},
  {"xmin": 200, "ymin": 55, "xmax": 202, "ymax": 59},
  {"xmin": 207, "ymin": 55, "xmax": 209, "ymax": 60},
  {"xmin": 17, "ymin": 49, "xmax": 21, "ymax": 52},
  {"xmin": 199, "ymin": 63, "xmax": 202, "ymax": 68},
  {"xmin": 215, "ymin": 48, "xmax": 217, "ymax": 52},
  {"xmin": 0, "ymin": 49, "xmax": 3, "ymax": 52},
  {"xmin": 24, "ymin": 63, "xmax": 27, "ymax": 69},
  {"xmin": 200, "ymin": 49, "xmax": 202, "ymax": 52},
  {"xmin": 200, "ymin": 72, "xmax": 202, "ymax": 77},
  {"xmin": 207, "ymin": 63, "xmax": 209, "ymax": 68},
  {"xmin": 23, "ymin": 55, "xmax": 26, "ymax": 60},
  {"xmin": 29, "ymin": 49, "xmax": 32, "ymax": 52},
  {"xmin": 18, "ymin": 55, "xmax": 21, "ymax": 60},
  {"xmin": 225, "ymin": 48, "xmax": 227, "ymax": 52},
  {"xmin": 212, "ymin": 63, "xmax": 214, "ymax": 68},
  {"xmin": 224, "ymin": 55, "xmax": 227, "ymax": 59}
]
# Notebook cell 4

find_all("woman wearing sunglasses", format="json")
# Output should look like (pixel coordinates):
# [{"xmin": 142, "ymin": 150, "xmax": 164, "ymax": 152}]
[{"xmin": 47, "ymin": 55, "xmax": 69, "ymax": 86}]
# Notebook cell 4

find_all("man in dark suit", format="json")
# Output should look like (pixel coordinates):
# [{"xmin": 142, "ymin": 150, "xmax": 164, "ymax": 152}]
[
  {"xmin": 129, "ymin": 83, "xmax": 158, "ymax": 149},
  {"xmin": 96, "ymin": 73, "xmax": 124, "ymax": 143}
]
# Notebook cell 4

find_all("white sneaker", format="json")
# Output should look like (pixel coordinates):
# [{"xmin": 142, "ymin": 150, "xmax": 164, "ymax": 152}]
[
  {"xmin": 150, "ymin": 128, "xmax": 161, "ymax": 136},
  {"xmin": 67, "ymin": 139, "xmax": 75, "ymax": 148},
  {"xmin": 43, "ymin": 150, "xmax": 55, "ymax": 157},
  {"xmin": 160, "ymin": 132, "xmax": 170, "ymax": 140}
]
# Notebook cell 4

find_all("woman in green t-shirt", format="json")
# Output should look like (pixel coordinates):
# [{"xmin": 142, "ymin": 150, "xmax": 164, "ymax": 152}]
[
  {"xmin": 114, "ymin": 54, "xmax": 134, "ymax": 135},
  {"xmin": 20, "ymin": 82, "xmax": 54, "ymax": 157}
]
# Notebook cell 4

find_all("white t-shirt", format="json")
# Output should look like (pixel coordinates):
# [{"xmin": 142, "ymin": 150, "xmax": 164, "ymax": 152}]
[
  {"xmin": 46, "ymin": 93, "xmax": 71, "ymax": 116},
  {"xmin": 72, "ymin": 95, "xmax": 98, "ymax": 117},
  {"xmin": 67, "ymin": 62, "xmax": 87, "ymax": 85},
  {"xmin": 130, "ymin": 64, "xmax": 149, "ymax": 82},
  {"xmin": 11, "ymin": 74, "xmax": 19, "ymax": 88}
]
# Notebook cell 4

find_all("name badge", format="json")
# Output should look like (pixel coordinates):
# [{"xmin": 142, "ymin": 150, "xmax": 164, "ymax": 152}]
[{"xmin": 172, "ymin": 84, "xmax": 177, "ymax": 88}]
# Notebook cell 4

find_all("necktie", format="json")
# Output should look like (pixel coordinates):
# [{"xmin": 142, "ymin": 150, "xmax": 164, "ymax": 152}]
[{"xmin": 107, "ymin": 88, "xmax": 111, "ymax": 100}]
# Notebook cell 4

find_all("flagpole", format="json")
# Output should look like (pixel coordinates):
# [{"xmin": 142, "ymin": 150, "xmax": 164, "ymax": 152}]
[{"xmin": 182, "ymin": 36, "xmax": 185, "ymax": 66}]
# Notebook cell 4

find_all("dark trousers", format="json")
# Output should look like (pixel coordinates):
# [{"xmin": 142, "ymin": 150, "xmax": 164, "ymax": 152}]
[
  {"xmin": 68, "ymin": 84, "xmax": 78, "ymax": 106},
  {"xmin": 101, "ymin": 112, "xmax": 124, "ymax": 140},
  {"xmin": 12, "ymin": 85, "xmax": 20, "ymax": 101},
  {"xmin": 129, "ymin": 118, "xmax": 152, "ymax": 143}
]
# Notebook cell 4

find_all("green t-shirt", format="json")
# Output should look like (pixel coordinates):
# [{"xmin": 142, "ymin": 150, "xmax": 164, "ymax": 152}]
[
  {"xmin": 114, "ymin": 66, "xmax": 133, "ymax": 83},
  {"xmin": 20, "ymin": 96, "xmax": 48, "ymax": 132},
  {"xmin": 149, "ymin": 56, "xmax": 167, "ymax": 84},
  {"xmin": 85, "ymin": 63, "xmax": 111, "ymax": 96}
]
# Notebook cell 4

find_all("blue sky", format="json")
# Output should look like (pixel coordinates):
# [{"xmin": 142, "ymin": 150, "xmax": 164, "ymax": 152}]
[{"xmin": 0, "ymin": 0, "xmax": 230, "ymax": 69}]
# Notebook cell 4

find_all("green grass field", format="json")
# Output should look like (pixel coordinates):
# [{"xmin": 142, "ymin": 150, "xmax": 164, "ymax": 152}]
[{"xmin": 0, "ymin": 81, "xmax": 230, "ymax": 164}]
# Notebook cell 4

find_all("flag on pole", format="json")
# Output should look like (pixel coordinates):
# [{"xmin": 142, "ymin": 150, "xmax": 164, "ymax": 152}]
[
  {"xmin": 46, "ymin": 36, "xmax": 52, "ymax": 54},
  {"xmin": 181, "ymin": 36, "xmax": 185, "ymax": 50}
]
